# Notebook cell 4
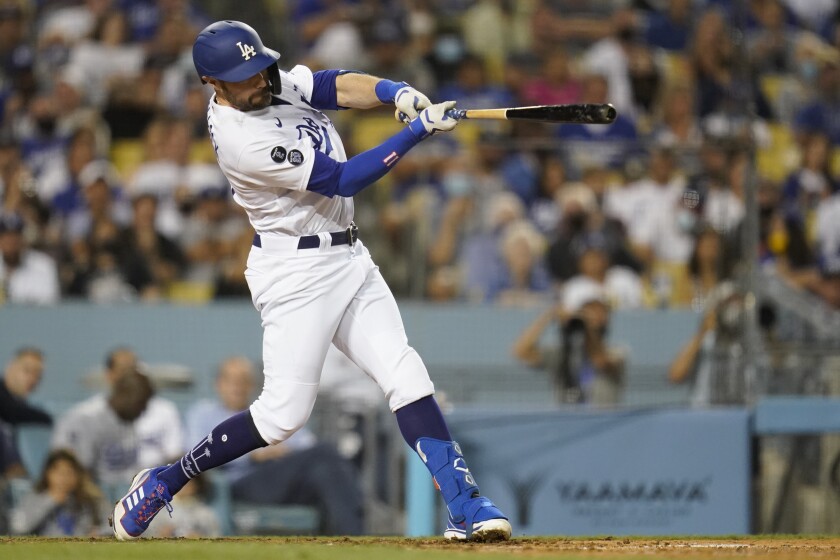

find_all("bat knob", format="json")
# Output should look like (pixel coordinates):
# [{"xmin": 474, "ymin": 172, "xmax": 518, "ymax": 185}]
[
  {"xmin": 601, "ymin": 104, "xmax": 617, "ymax": 123},
  {"xmin": 445, "ymin": 109, "xmax": 467, "ymax": 121}
]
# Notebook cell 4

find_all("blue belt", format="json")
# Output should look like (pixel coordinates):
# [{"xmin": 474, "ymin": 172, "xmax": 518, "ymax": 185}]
[{"xmin": 253, "ymin": 223, "xmax": 358, "ymax": 249}]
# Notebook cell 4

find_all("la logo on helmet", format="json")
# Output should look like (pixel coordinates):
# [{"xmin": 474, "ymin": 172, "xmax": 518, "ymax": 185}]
[{"xmin": 237, "ymin": 41, "xmax": 256, "ymax": 60}]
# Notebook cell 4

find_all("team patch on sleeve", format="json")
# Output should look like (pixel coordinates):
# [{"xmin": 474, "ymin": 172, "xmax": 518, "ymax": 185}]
[
  {"xmin": 270, "ymin": 146, "xmax": 287, "ymax": 163},
  {"xmin": 288, "ymin": 149, "xmax": 304, "ymax": 165}
]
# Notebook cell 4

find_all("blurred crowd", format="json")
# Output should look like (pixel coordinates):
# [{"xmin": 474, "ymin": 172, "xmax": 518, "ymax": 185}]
[
  {"xmin": 0, "ymin": 345, "xmax": 365, "ymax": 536},
  {"xmin": 0, "ymin": 0, "xmax": 839, "ymax": 313}
]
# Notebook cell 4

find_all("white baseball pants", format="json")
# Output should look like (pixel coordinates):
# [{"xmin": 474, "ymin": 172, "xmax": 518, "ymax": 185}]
[{"xmin": 245, "ymin": 237, "xmax": 435, "ymax": 445}]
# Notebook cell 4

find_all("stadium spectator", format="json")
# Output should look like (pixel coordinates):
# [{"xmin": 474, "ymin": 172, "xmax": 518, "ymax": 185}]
[
  {"xmin": 212, "ymin": 228, "xmax": 254, "ymax": 299},
  {"xmin": 556, "ymin": 73, "xmax": 638, "ymax": 172},
  {"xmin": 816, "ymin": 189, "xmax": 840, "ymax": 281},
  {"xmin": 529, "ymin": 0, "xmax": 616, "ymax": 54},
  {"xmin": 546, "ymin": 181, "xmax": 641, "ymax": 282},
  {"xmin": 746, "ymin": 0, "xmax": 802, "ymax": 74},
  {"xmin": 61, "ymin": 10, "xmax": 145, "ymax": 109},
  {"xmin": 185, "ymin": 356, "xmax": 364, "ymax": 535},
  {"xmin": 180, "ymin": 186, "xmax": 248, "ymax": 285},
  {"xmin": 51, "ymin": 369, "xmax": 161, "ymax": 487},
  {"xmin": 461, "ymin": 0, "xmax": 533, "ymax": 83},
  {"xmin": 490, "ymin": 219, "xmax": 551, "ymax": 306},
  {"xmin": 580, "ymin": 8, "xmax": 643, "ymax": 117},
  {"xmin": 611, "ymin": 147, "xmax": 688, "ymax": 271},
  {"xmin": 116, "ymin": 193, "xmax": 186, "ymax": 300},
  {"xmin": 0, "ymin": 420, "xmax": 26, "ymax": 532},
  {"xmin": 42, "ymin": 128, "xmax": 99, "ymax": 217},
  {"xmin": 793, "ymin": 59, "xmax": 840, "ymax": 145},
  {"xmin": 0, "ymin": 346, "xmax": 50, "ymax": 426},
  {"xmin": 512, "ymin": 281, "xmax": 624, "ymax": 406},
  {"xmin": 363, "ymin": 18, "xmax": 435, "ymax": 98},
  {"xmin": 0, "ymin": 211, "xmax": 60, "ymax": 304},
  {"xmin": 520, "ymin": 47, "xmax": 582, "ymax": 107},
  {"xmin": 561, "ymin": 232, "xmax": 643, "ymax": 310},
  {"xmin": 650, "ymin": 84, "xmax": 704, "ymax": 174},
  {"xmin": 643, "ymin": 0, "xmax": 694, "ymax": 52},
  {"xmin": 437, "ymin": 54, "xmax": 516, "ymax": 113},
  {"xmin": 0, "ymin": 1, "xmax": 35, "ymax": 129},
  {"xmin": 74, "ymin": 347, "xmax": 185, "ymax": 473},
  {"xmin": 668, "ymin": 282, "xmax": 761, "ymax": 406},
  {"xmin": 679, "ymin": 225, "xmax": 736, "ymax": 310},
  {"xmin": 10, "ymin": 448, "xmax": 109, "ymax": 536},
  {"xmin": 127, "ymin": 116, "xmax": 217, "ymax": 238},
  {"xmin": 62, "ymin": 160, "xmax": 130, "ymax": 245},
  {"xmin": 0, "ymin": 141, "xmax": 50, "ymax": 252},
  {"xmin": 528, "ymin": 155, "xmax": 567, "ymax": 235},
  {"xmin": 781, "ymin": 133, "xmax": 837, "ymax": 229}
]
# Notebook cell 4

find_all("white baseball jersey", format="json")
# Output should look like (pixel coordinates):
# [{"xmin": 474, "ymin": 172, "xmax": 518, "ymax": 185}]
[
  {"xmin": 203, "ymin": 64, "xmax": 435, "ymax": 446},
  {"xmin": 208, "ymin": 65, "xmax": 352, "ymax": 237}
]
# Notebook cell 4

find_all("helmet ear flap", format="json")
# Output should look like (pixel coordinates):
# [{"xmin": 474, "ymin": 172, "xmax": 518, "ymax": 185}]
[{"xmin": 267, "ymin": 62, "xmax": 281, "ymax": 95}]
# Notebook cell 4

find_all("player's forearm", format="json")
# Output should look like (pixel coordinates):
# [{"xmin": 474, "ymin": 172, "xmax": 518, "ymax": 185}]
[
  {"xmin": 335, "ymin": 73, "xmax": 385, "ymax": 109},
  {"xmin": 308, "ymin": 120, "xmax": 427, "ymax": 198}
]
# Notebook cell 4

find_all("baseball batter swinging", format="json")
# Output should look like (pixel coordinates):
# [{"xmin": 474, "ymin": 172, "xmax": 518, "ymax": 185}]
[{"xmin": 112, "ymin": 20, "xmax": 511, "ymax": 541}]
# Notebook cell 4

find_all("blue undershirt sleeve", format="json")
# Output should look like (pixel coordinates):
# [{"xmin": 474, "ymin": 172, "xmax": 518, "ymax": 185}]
[
  {"xmin": 307, "ymin": 120, "xmax": 427, "ymax": 198},
  {"xmin": 311, "ymin": 69, "xmax": 360, "ymax": 110}
]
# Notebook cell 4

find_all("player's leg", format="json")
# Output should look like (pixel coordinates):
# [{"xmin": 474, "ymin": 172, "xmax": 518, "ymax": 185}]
[
  {"xmin": 332, "ymin": 249, "xmax": 511, "ymax": 541},
  {"xmin": 110, "ymin": 409, "xmax": 267, "ymax": 540},
  {"xmin": 112, "ymin": 246, "xmax": 360, "ymax": 540}
]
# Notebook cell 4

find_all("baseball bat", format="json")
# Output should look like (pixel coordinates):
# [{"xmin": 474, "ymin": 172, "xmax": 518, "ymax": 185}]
[{"xmin": 444, "ymin": 103, "xmax": 617, "ymax": 125}]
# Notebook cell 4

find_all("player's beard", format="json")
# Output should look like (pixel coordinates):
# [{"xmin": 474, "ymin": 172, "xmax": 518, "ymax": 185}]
[{"xmin": 223, "ymin": 84, "xmax": 272, "ymax": 112}]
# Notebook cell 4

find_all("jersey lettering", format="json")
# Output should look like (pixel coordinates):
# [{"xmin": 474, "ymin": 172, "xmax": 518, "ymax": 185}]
[{"xmin": 296, "ymin": 117, "xmax": 332, "ymax": 156}]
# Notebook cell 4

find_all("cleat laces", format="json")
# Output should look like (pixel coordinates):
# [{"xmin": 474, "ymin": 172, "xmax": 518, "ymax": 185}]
[{"xmin": 134, "ymin": 483, "xmax": 173, "ymax": 523}]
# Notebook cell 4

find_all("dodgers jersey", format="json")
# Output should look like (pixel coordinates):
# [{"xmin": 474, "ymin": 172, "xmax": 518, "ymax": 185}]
[{"xmin": 207, "ymin": 65, "xmax": 352, "ymax": 237}]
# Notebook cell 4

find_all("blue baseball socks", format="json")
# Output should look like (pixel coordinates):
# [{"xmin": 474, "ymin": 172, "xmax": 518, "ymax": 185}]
[{"xmin": 158, "ymin": 410, "xmax": 268, "ymax": 495}]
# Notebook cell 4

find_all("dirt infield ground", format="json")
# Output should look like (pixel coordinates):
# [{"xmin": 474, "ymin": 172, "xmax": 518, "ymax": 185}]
[{"xmin": 4, "ymin": 536, "xmax": 840, "ymax": 560}]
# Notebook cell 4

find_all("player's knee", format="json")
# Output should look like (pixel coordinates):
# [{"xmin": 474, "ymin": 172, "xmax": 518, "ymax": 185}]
[
  {"xmin": 384, "ymin": 348, "xmax": 435, "ymax": 411},
  {"xmin": 249, "ymin": 384, "xmax": 317, "ymax": 444},
  {"xmin": 250, "ymin": 406, "xmax": 311, "ymax": 445}
]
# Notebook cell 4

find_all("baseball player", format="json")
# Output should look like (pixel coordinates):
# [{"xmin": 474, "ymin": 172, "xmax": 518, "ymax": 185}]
[{"xmin": 111, "ymin": 21, "xmax": 511, "ymax": 541}]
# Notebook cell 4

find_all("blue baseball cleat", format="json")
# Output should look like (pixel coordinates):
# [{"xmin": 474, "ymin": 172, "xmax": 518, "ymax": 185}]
[
  {"xmin": 415, "ymin": 438, "xmax": 512, "ymax": 542},
  {"xmin": 443, "ymin": 496, "xmax": 512, "ymax": 541},
  {"xmin": 110, "ymin": 466, "xmax": 173, "ymax": 540}
]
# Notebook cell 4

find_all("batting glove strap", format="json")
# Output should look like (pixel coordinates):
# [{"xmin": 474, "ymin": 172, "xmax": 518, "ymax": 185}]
[
  {"xmin": 408, "ymin": 118, "xmax": 430, "ymax": 140},
  {"xmin": 409, "ymin": 101, "xmax": 458, "ymax": 139},
  {"xmin": 394, "ymin": 85, "xmax": 432, "ymax": 122},
  {"xmin": 375, "ymin": 79, "xmax": 409, "ymax": 103}
]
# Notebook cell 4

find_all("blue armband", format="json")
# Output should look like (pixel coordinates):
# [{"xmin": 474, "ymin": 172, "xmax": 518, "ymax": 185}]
[
  {"xmin": 374, "ymin": 79, "xmax": 407, "ymax": 104},
  {"xmin": 311, "ymin": 70, "xmax": 342, "ymax": 110},
  {"xmin": 312, "ymin": 70, "xmax": 363, "ymax": 110},
  {"xmin": 307, "ymin": 125, "xmax": 424, "ymax": 198}
]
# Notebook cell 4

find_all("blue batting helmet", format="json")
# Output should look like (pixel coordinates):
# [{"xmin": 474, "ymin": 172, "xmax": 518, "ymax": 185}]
[{"xmin": 193, "ymin": 21, "xmax": 281, "ymax": 93}]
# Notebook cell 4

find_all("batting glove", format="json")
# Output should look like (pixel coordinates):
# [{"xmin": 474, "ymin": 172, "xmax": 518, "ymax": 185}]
[
  {"xmin": 408, "ymin": 101, "xmax": 459, "ymax": 140},
  {"xmin": 394, "ymin": 85, "xmax": 432, "ymax": 123}
]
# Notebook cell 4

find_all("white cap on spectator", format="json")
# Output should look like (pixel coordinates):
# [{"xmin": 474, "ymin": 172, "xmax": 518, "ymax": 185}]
[
  {"xmin": 556, "ymin": 182, "xmax": 598, "ymax": 215},
  {"xmin": 562, "ymin": 277, "xmax": 608, "ymax": 313},
  {"xmin": 78, "ymin": 159, "xmax": 120, "ymax": 189},
  {"xmin": 184, "ymin": 164, "xmax": 227, "ymax": 197}
]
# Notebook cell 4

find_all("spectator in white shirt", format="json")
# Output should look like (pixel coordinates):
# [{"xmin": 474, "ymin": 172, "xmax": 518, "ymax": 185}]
[{"xmin": 0, "ymin": 212, "xmax": 59, "ymax": 305}]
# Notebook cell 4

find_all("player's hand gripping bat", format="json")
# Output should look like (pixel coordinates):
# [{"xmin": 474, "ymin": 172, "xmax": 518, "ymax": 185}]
[{"xmin": 443, "ymin": 103, "xmax": 617, "ymax": 125}]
